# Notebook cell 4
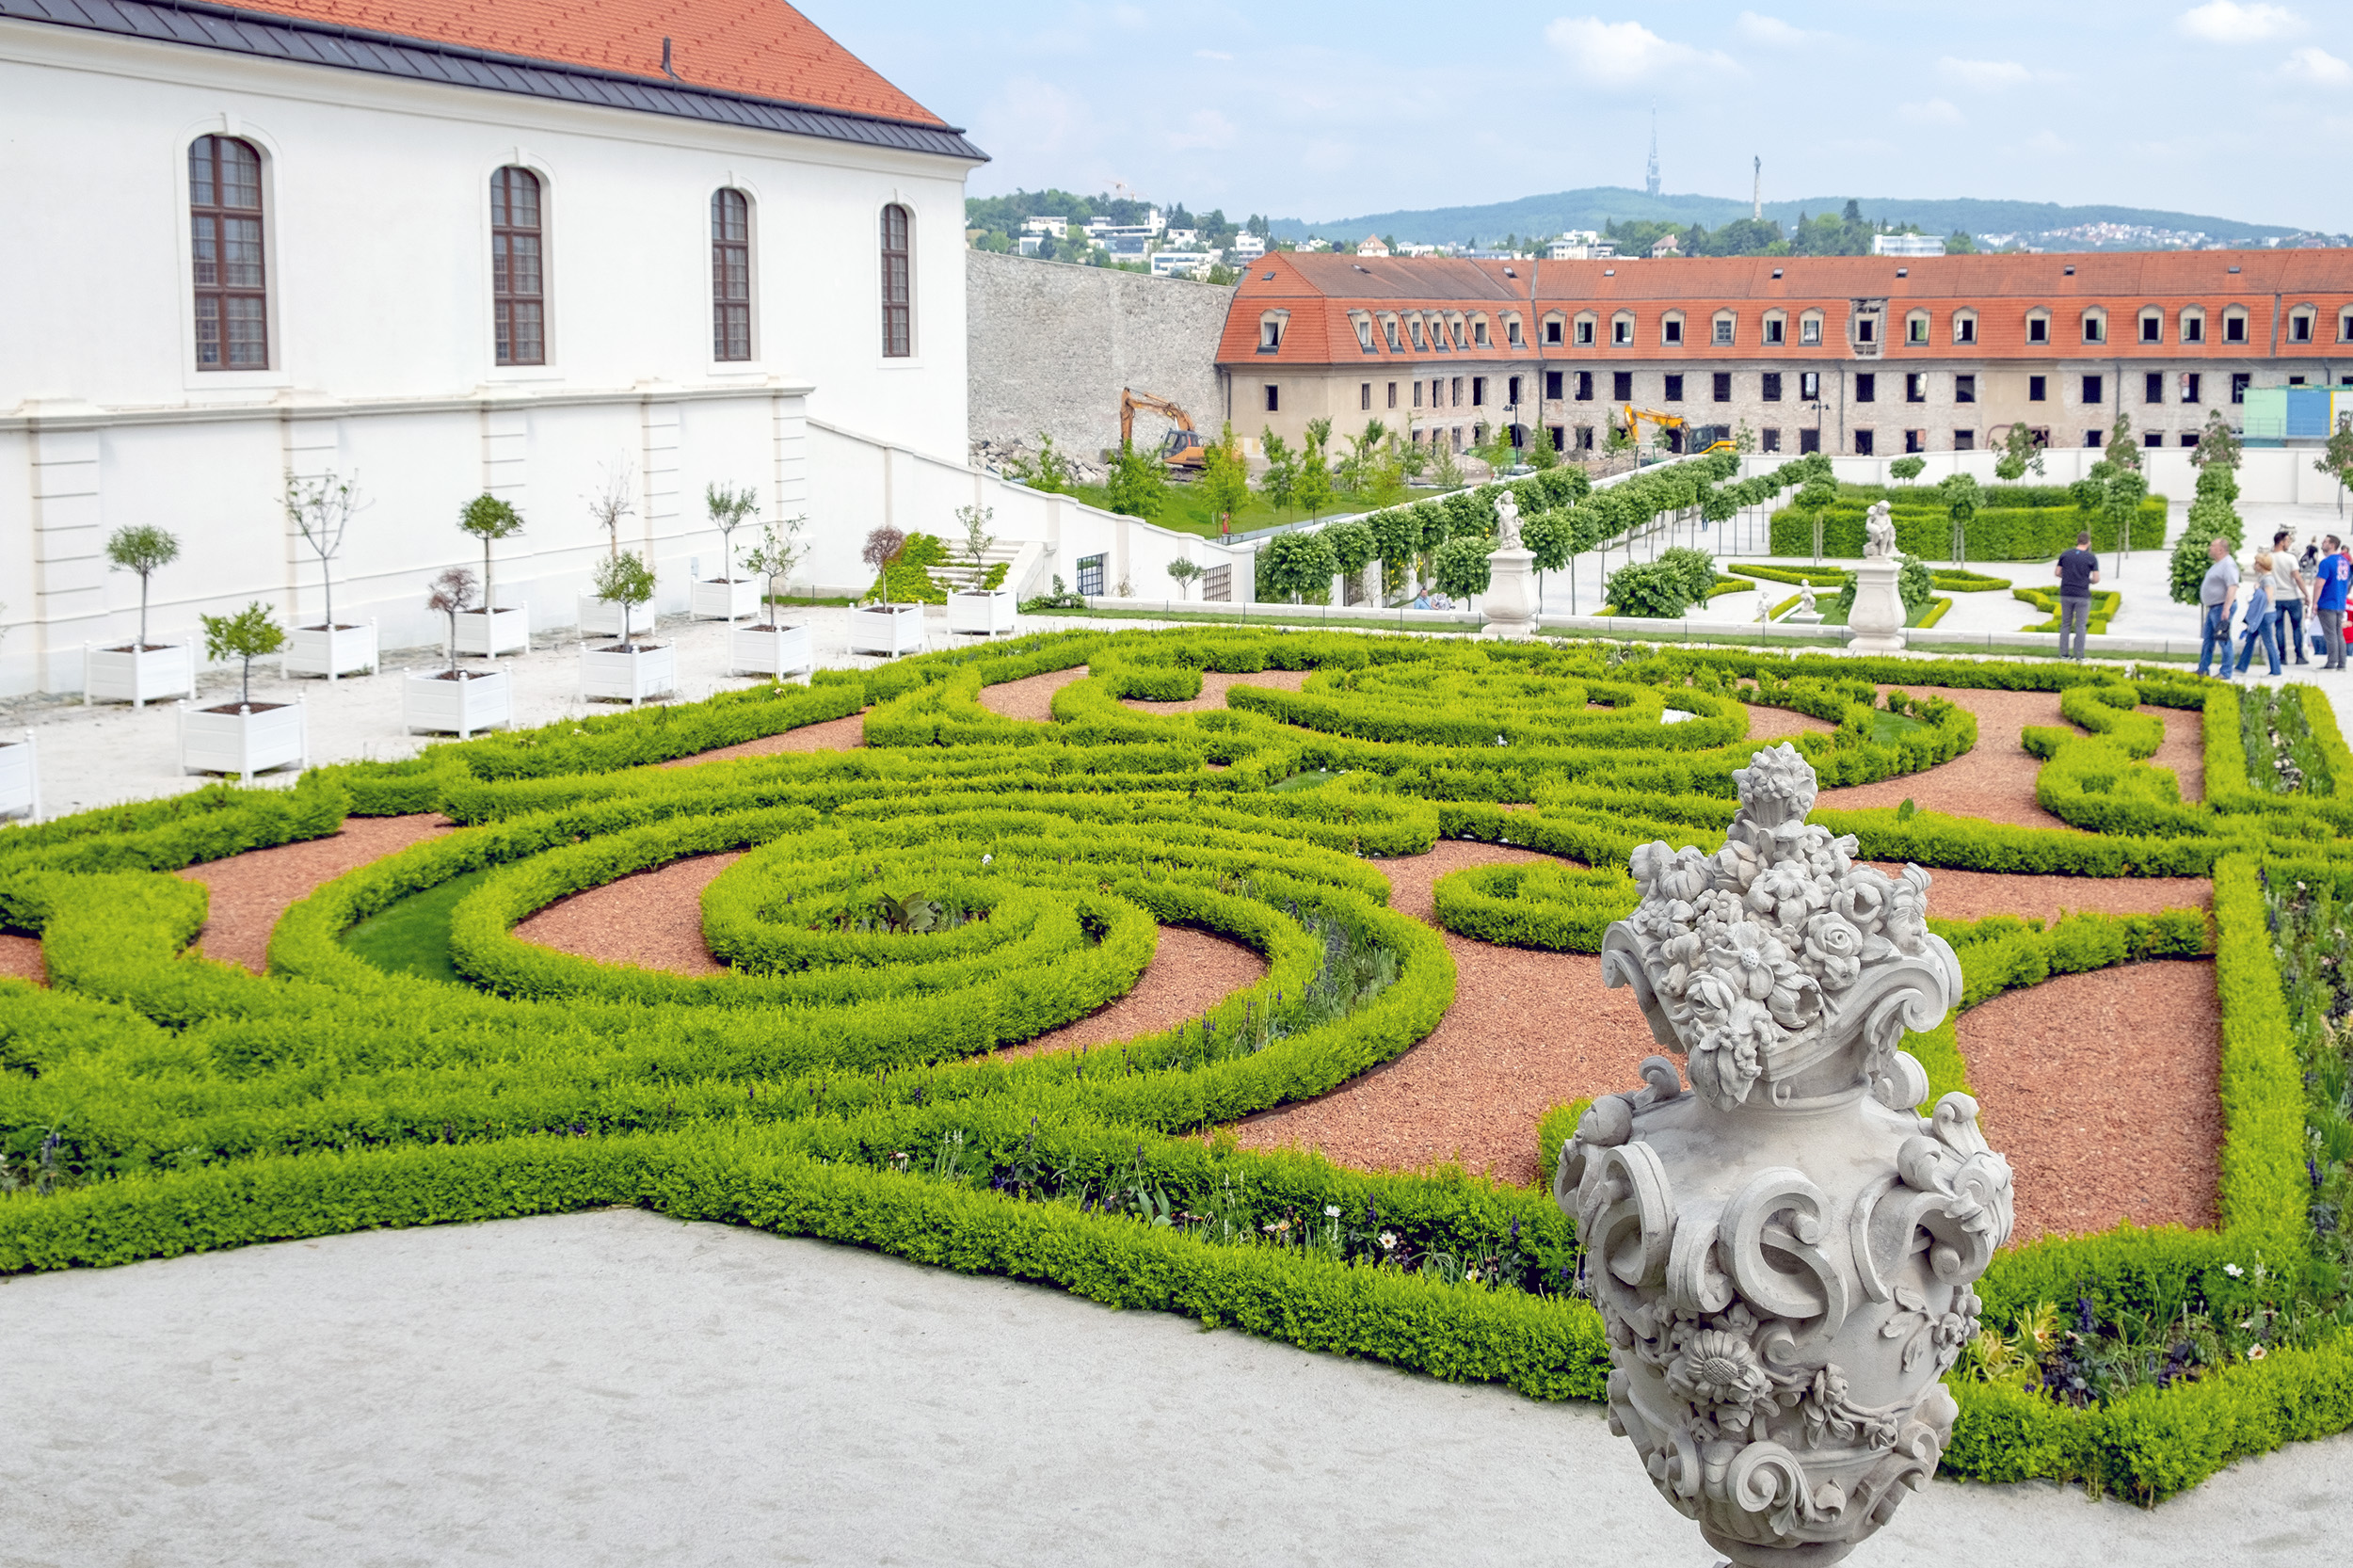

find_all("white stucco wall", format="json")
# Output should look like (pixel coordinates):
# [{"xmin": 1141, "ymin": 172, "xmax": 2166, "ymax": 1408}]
[{"xmin": 0, "ymin": 19, "xmax": 978, "ymax": 694}]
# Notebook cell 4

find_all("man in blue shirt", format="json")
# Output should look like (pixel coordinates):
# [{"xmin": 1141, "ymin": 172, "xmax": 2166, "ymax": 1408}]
[
  {"xmin": 2315, "ymin": 534, "xmax": 2351, "ymax": 671},
  {"xmin": 2052, "ymin": 531, "xmax": 2100, "ymax": 660}
]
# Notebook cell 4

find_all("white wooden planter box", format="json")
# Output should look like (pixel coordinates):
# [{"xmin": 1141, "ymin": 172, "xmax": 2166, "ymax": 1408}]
[
  {"xmin": 402, "ymin": 669, "xmax": 513, "ymax": 738},
  {"xmin": 85, "ymin": 641, "xmax": 195, "ymax": 708},
  {"xmin": 0, "ymin": 729, "xmax": 38, "ymax": 822},
  {"xmin": 728, "ymin": 622, "xmax": 813, "ymax": 680},
  {"xmin": 849, "ymin": 603, "xmax": 927, "ymax": 657},
  {"xmin": 281, "ymin": 620, "xmax": 378, "ymax": 680},
  {"xmin": 580, "ymin": 642, "xmax": 677, "ymax": 706},
  {"xmin": 948, "ymin": 589, "xmax": 1017, "ymax": 637},
  {"xmin": 179, "ymin": 699, "xmax": 307, "ymax": 783},
  {"xmin": 692, "ymin": 578, "xmax": 764, "ymax": 621},
  {"xmin": 576, "ymin": 594, "xmax": 628, "ymax": 639},
  {"xmin": 453, "ymin": 603, "xmax": 530, "ymax": 657}
]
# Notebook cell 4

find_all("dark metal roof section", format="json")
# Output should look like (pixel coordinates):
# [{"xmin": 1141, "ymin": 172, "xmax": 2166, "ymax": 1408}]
[{"xmin": 2, "ymin": 0, "xmax": 988, "ymax": 161}]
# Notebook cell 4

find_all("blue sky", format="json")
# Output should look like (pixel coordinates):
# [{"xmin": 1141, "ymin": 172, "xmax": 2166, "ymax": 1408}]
[{"xmin": 805, "ymin": 1, "xmax": 2353, "ymax": 232}]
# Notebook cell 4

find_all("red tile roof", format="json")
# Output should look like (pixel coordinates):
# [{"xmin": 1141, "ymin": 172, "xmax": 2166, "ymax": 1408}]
[
  {"xmin": 209, "ymin": 0, "xmax": 945, "ymax": 124},
  {"xmin": 1222, "ymin": 248, "xmax": 2353, "ymax": 367}
]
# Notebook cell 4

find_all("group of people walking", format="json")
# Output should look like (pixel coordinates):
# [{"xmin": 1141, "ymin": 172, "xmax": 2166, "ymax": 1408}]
[{"xmin": 2197, "ymin": 530, "xmax": 2352, "ymax": 680}]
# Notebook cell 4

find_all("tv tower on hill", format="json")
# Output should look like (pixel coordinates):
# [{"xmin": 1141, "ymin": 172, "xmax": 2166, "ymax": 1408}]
[{"xmin": 1645, "ymin": 102, "xmax": 1660, "ymax": 197}]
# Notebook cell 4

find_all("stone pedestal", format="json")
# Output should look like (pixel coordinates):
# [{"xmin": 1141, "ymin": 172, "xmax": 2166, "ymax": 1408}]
[
  {"xmin": 1846, "ymin": 558, "xmax": 1907, "ymax": 653},
  {"xmin": 1481, "ymin": 547, "xmax": 1537, "ymax": 638}
]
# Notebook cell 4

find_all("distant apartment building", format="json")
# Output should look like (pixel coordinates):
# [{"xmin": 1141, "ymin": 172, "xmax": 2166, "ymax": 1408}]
[
  {"xmin": 1022, "ymin": 215, "xmax": 1069, "ymax": 237},
  {"xmin": 1357, "ymin": 234, "xmax": 1390, "ymax": 257},
  {"xmin": 1214, "ymin": 250, "xmax": 2353, "ymax": 460},
  {"xmin": 1150, "ymin": 250, "xmax": 1220, "ymax": 279},
  {"xmin": 1231, "ymin": 232, "xmax": 1267, "ymax": 261},
  {"xmin": 1872, "ymin": 232, "xmax": 1946, "ymax": 258},
  {"xmin": 1546, "ymin": 232, "xmax": 1609, "ymax": 261}
]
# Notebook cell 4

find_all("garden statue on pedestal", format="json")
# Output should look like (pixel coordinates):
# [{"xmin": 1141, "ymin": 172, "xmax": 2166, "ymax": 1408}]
[
  {"xmin": 1558, "ymin": 744, "xmax": 2003, "ymax": 1566},
  {"xmin": 1847, "ymin": 500, "xmax": 1908, "ymax": 652},
  {"xmin": 1786, "ymin": 580, "xmax": 1821, "ymax": 625},
  {"xmin": 1482, "ymin": 491, "xmax": 1538, "ymax": 639}
]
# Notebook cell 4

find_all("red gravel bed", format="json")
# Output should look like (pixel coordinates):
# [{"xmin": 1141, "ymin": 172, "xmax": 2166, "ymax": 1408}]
[
  {"xmin": 1742, "ymin": 703, "xmax": 1836, "ymax": 741},
  {"xmin": 179, "ymin": 814, "xmax": 454, "ymax": 974},
  {"xmin": 0, "ymin": 934, "xmax": 45, "ymax": 987},
  {"xmin": 1866, "ymin": 867, "xmax": 2212, "ymax": 925},
  {"xmin": 998, "ymin": 928, "xmax": 1268, "ymax": 1060},
  {"xmin": 1231, "ymin": 841, "xmax": 1663, "ymax": 1187},
  {"xmin": 2152, "ymin": 704, "xmax": 2206, "ymax": 802},
  {"xmin": 1958, "ymin": 960, "xmax": 2221, "ymax": 1242},
  {"xmin": 660, "ymin": 712, "xmax": 866, "ymax": 766},
  {"xmin": 514, "ymin": 853, "xmax": 743, "ymax": 977},
  {"xmin": 979, "ymin": 667, "xmax": 1090, "ymax": 721}
]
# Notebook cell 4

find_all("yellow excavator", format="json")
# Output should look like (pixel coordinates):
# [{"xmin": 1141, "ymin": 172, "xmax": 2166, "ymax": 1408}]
[
  {"xmin": 1620, "ymin": 404, "xmax": 1737, "ymax": 456},
  {"xmin": 1120, "ymin": 388, "xmax": 1207, "ymax": 473}
]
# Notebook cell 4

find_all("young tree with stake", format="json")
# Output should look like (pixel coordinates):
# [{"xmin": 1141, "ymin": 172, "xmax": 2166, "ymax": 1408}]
[
  {"xmin": 740, "ymin": 515, "xmax": 808, "ymax": 623},
  {"xmin": 863, "ymin": 526, "xmax": 907, "ymax": 606},
  {"xmin": 425, "ymin": 568, "xmax": 478, "ymax": 671},
  {"xmin": 283, "ymin": 472, "xmax": 364, "ymax": 631},
  {"xmin": 1164, "ymin": 558, "xmax": 1203, "ymax": 599},
  {"xmin": 1938, "ymin": 472, "xmax": 1981, "ymax": 567},
  {"xmin": 955, "ymin": 504, "xmax": 996, "ymax": 578},
  {"xmin": 200, "ymin": 601, "xmax": 285, "ymax": 708},
  {"xmin": 456, "ymin": 494, "xmax": 525, "ymax": 609},
  {"xmin": 591, "ymin": 551, "xmax": 657, "ymax": 649},
  {"xmin": 705, "ymin": 482, "xmax": 760, "ymax": 600},
  {"xmin": 586, "ymin": 457, "xmax": 635, "ymax": 559},
  {"xmin": 105, "ymin": 524, "xmax": 181, "ymax": 648}
]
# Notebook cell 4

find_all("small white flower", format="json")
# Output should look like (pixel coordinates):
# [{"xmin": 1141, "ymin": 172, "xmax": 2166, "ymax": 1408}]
[
  {"xmin": 2224, "ymin": 1263, "xmax": 2245, "ymax": 1278},
  {"xmin": 2248, "ymin": 1344, "xmax": 2268, "ymax": 1361},
  {"xmin": 982, "ymin": 854, "xmax": 993, "ymax": 866},
  {"xmin": 1323, "ymin": 1205, "xmax": 1341, "ymax": 1218},
  {"xmin": 1379, "ymin": 1231, "xmax": 1397, "ymax": 1250}
]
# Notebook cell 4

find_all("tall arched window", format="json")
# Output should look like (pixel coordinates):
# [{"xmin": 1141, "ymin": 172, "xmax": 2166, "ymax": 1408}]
[
  {"xmin": 712, "ymin": 189, "xmax": 751, "ymax": 361},
  {"xmin": 880, "ymin": 203, "xmax": 911, "ymax": 358},
  {"xmin": 490, "ymin": 167, "xmax": 544, "ymax": 366},
  {"xmin": 190, "ymin": 136, "xmax": 268, "ymax": 370}
]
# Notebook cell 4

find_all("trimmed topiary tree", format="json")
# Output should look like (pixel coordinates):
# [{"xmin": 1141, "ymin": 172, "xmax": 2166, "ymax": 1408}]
[
  {"xmin": 1430, "ymin": 536, "xmax": 1494, "ymax": 601},
  {"xmin": 590, "ymin": 550, "xmax": 657, "ymax": 649},
  {"xmin": 105, "ymin": 524, "xmax": 181, "ymax": 648},
  {"xmin": 1257, "ymin": 529, "xmax": 1338, "ymax": 603},
  {"xmin": 199, "ymin": 600, "xmax": 284, "ymax": 707},
  {"xmin": 456, "ymin": 494, "xmax": 525, "ymax": 608}
]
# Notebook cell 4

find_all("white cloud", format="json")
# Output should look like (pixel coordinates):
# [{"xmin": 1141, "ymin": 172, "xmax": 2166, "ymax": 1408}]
[
  {"xmin": 1939, "ymin": 56, "xmax": 2033, "ymax": 89},
  {"xmin": 1163, "ymin": 109, "xmax": 1237, "ymax": 152},
  {"xmin": 1544, "ymin": 16, "xmax": 1734, "ymax": 84},
  {"xmin": 1735, "ymin": 12, "xmax": 1806, "ymax": 45},
  {"xmin": 2177, "ymin": 3, "xmax": 2300, "ymax": 42},
  {"xmin": 2281, "ymin": 44, "xmax": 2352, "ymax": 82},
  {"xmin": 1193, "ymin": 48, "xmax": 1233, "ymax": 61},
  {"xmin": 1899, "ymin": 98, "xmax": 1966, "ymax": 126}
]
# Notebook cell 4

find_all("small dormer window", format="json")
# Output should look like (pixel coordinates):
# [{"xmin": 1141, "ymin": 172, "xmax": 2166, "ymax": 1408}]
[
  {"xmin": 2140, "ymin": 311, "xmax": 2163, "ymax": 344},
  {"xmin": 2082, "ymin": 311, "xmax": 2105, "ymax": 344},
  {"xmin": 1763, "ymin": 312, "xmax": 1785, "ymax": 345},
  {"xmin": 1856, "ymin": 317, "xmax": 1876, "ymax": 344},
  {"xmin": 1473, "ymin": 317, "xmax": 1491, "ymax": 346},
  {"xmin": 1662, "ymin": 312, "xmax": 1685, "ymax": 345},
  {"xmin": 2182, "ymin": 309, "xmax": 2205, "ymax": 344},
  {"xmin": 1353, "ymin": 316, "xmax": 1373, "ymax": 351},
  {"xmin": 1410, "ymin": 317, "xmax": 1427, "ymax": 350},
  {"xmin": 1713, "ymin": 313, "xmax": 1735, "ymax": 345},
  {"xmin": 1906, "ymin": 311, "xmax": 1929, "ymax": 345},
  {"xmin": 1612, "ymin": 312, "xmax": 1634, "ymax": 346},
  {"xmin": 2291, "ymin": 310, "xmax": 2315, "ymax": 344},
  {"xmin": 1953, "ymin": 311, "xmax": 1977, "ymax": 345},
  {"xmin": 2027, "ymin": 312, "xmax": 2049, "ymax": 344},
  {"xmin": 1383, "ymin": 316, "xmax": 1401, "ymax": 351},
  {"xmin": 1799, "ymin": 312, "xmax": 1822, "ymax": 345},
  {"xmin": 1507, "ymin": 317, "xmax": 1524, "ymax": 346}
]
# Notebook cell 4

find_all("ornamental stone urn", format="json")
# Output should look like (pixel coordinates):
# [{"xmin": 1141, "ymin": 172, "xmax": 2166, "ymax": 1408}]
[{"xmin": 1556, "ymin": 744, "xmax": 2009, "ymax": 1566}]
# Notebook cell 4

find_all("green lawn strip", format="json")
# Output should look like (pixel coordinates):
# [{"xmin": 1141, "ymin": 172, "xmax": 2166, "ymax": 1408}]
[{"xmin": 338, "ymin": 868, "xmax": 496, "ymax": 985}]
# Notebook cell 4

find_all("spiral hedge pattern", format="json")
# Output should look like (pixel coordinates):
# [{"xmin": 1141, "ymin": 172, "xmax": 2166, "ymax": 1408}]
[{"xmin": 1, "ymin": 625, "xmax": 2345, "ymax": 1496}]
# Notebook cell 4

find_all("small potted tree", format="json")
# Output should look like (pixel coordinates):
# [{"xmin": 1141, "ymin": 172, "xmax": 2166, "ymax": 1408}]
[
  {"xmin": 849, "ymin": 525, "xmax": 925, "ymax": 656},
  {"xmin": 695, "ymin": 482, "xmax": 765, "ymax": 621},
  {"xmin": 404, "ymin": 568, "xmax": 512, "ymax": 738},
  {"xmin": 576, "ymin": 458, "xmax": 635, "ymax": 639},
  {"xmin": 87, "ymin": 524, "xmax": 196, "ymax": 707},
  {"xmin": 730, "ymin": 513, "xmax": 813, "ymax": 679},
  {"xmin": 181, "ymin": 602, "xmax": 305, "ymax": 783},
  {"xmin": 454, "ymin": 493, "xmax": 529, "ymax": 656},
  {"xmin": 1165, "ymin": 558, "xmax": 1204, "ymax": 601},
  {"xmin": 580, "ymin": 550, "xmax": 673, "ymax": 705},
  {"xmin": 946, "ymin": 504, "xmax": 1016, "ymax": 636},
  {"xmin": 280, "ymin": 470, "xmax": 378, "ymax": 681}
]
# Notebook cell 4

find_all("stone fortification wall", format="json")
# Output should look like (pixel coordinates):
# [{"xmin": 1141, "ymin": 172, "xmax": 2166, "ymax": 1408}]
[{"xmin": 966, "ymin": 248, "xmax": 1235, "ymax": 468}]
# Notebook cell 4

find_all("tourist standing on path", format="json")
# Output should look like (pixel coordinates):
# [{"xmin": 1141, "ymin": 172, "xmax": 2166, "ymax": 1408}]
[
  {"xmin": 2316, "ymin": 534, "xmax": 2351, "ymax": 670},
  {"xmin": 2270, "ymin": 530, "xmax": 2310, "ymax": 666},
  {"xmin": 2236, "ymin": 548, "xmax": 2282, "ymax": 678},
  {"xmin": 2198, "ymin": 536, "xmax": 2240, "ymax": 679},
  {"xmin": 2053, "ymin": 531, "xmax": 2100, "ymax": 660}
]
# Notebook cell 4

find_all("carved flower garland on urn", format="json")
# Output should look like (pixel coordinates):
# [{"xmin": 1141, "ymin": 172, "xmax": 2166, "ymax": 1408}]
[{"xmin": 1557, "ymin": 744, "xmax": 2011, "ymax": 1566}]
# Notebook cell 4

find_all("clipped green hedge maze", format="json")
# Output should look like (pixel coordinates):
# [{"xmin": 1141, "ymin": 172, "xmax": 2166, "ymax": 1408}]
[{"xmin": 2, "ymin": 628, "xmax": 2347, "ymax": 1502}]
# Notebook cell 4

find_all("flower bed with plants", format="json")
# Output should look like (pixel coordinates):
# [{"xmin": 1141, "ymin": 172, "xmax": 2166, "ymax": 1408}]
[{"xmin": 2, "ymin": 628, "xmax": 2347, "ymax": 1504}]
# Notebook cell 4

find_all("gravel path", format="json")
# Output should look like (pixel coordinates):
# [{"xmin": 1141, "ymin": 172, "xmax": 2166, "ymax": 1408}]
[
  {"xmin": 1123, "ymin": 668, "xmax": 1311, "ymax": 713},
  {"xmin": 0, "ymin": 933, "xmax": 44, "ymax": 987},
  {"xmin": 1959, "ymin": 959, "xmax": 2222, "ymax": 1241},
  {"xmin": 659, "ymin": 711, "xmax": 866, "ymax": 766},
  {"xmin": 978, "ymin": 667, "xmax": 1090, "ymax": 721},
  {"xmin": 1233, "ymin": 840, "xmax": 1665, "ymax": 1186},
  {"xmin": 1868, "ymin": 866, "xmax": 2212, "ymax": 924},
  {"xmin": 998, "ymin": 928, "xmax": 1268, "ymax": 1059},
  {"xmin": 1817, "ymin": 683, "xmax": 2205, "ymax": 828},
  {"xmin": 178, "ymin": 814, "xmax": 453, "ymax": 974},
  {"xmin": 514, "ymin": 853, "xmax": 744, "ymax": 977}
]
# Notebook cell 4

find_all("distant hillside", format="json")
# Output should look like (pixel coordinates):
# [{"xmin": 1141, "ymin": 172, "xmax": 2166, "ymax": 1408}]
[{"xmin": 1273, "ymin": 188, "xmax": 2300, "ymax": 248}]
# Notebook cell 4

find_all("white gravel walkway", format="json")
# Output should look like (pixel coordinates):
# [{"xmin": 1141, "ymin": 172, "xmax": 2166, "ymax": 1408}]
[{"xmin": 0, "ymin": 1210, "xmax": 2343, "ymax": 1568}]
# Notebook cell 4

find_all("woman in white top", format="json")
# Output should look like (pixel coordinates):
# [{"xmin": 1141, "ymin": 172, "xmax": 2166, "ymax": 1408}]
[
  {"xmin": 2237, "ymin": 549, "xmax": 2282, "ymax": 677},
  {"xmin": 2269, "ymin": 530, "xmax": 2310, "ymax": 666}
]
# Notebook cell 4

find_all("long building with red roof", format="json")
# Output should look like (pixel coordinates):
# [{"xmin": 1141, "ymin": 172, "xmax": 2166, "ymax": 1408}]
[{"xmin": 1218, "ymin": 248, "xmax": 2353, "ymax": 460}]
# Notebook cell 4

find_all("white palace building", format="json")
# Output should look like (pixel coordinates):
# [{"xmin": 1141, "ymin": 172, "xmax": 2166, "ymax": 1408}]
[{"xmin": 0, "ymin": 0, "xmax": 998, "ymax": 694}]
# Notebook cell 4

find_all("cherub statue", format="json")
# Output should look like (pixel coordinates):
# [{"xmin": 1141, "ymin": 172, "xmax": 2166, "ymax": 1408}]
[
  {"xmin": 1496, "ymin": 491, "xmax": 1522, "ymax": 552},
  {"xmin": 1864, "ymin": 499, "xmax": 1897, "ymax": 560},
  {"xmin": 1798, "ymin": 579, "xmax": 1818, "ymax": 615}
]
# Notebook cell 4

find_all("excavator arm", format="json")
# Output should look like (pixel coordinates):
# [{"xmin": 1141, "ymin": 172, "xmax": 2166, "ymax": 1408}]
[{"xmin": 1119, "ymin": 389, "xmax": 1206, "ymax": 470}]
